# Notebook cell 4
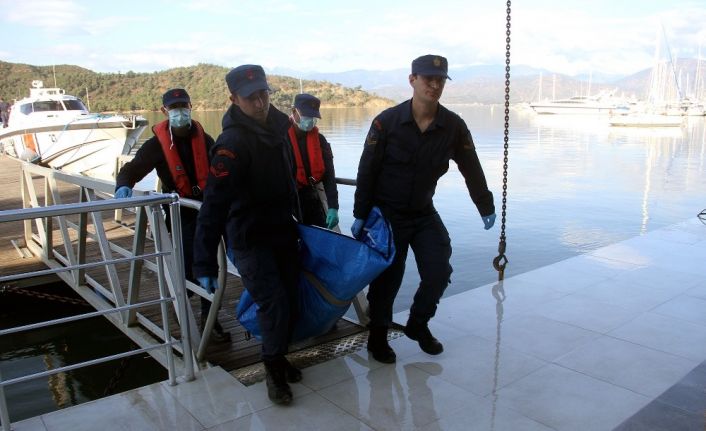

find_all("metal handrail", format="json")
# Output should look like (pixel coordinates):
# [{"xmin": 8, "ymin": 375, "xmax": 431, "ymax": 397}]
[
  {"xmin": 0, "ymin": 251, "xmax": 168, "ymax": 283},
  {"xmin": 0, "ymin": 297, "xmax": 172, "ymax": 336},
  {"xmin": 0, "ymin": 182, "xmax": 194, "ymax": 431},
  {"xmin": 0, "ymin": 194, "xmax": 175, "ymax": 222}
]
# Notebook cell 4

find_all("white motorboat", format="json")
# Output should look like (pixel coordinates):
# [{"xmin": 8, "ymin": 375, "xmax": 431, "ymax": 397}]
[
  {"xmin": 530, "ymin": 96, "xmax": 628, "ymax": 115},
  {"xmin": 0, "ymin": 80, "xmax": 148, "ymax": 181}
]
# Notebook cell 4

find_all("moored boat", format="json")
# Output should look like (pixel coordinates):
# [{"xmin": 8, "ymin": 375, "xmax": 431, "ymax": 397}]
[
  {"xmin": 0, "ymin": 80, "xmax": 148, "ymax": 181},
  {"xmin": 530, "ymin": 95, "xmax": 628, "ymax": 115}
]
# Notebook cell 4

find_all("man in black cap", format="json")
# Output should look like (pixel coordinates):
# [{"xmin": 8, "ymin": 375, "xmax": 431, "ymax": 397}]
[
  {"xmin": 193, "ymin": 65, "xmax": 302, "ymax": 405},
  {"xmin": 287, "ymin": 93, "xmax": 339, "ymax": 229},
  {"xmin": 352, "ymin": 54, "xmax": 496, "ymax": 363},
  {"xmin": 115, "ymin": 88, "xmax": 231, "ymax": 344}
]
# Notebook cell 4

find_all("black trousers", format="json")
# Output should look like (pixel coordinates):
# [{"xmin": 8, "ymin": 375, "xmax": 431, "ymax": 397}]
[
  {"xmin": 230, "ymin": 242, "xmax": 299, "ymax": 361},
  {"xmin": 299, "ymin": 186, "xmax": 326, "ymax": 227},
  {"xmin": 367, "ymin": 211, "xmax": 453, "ymax": 328}
]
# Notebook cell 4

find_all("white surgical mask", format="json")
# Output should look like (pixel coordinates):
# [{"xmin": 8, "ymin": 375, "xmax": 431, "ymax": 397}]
[
  {"xmin": 297, "ymin": 115, "xmax": 317, "ymax": 132},
  {"xmin": 168, "ymin": 108, "xmax": 191, "ymax": 128}
]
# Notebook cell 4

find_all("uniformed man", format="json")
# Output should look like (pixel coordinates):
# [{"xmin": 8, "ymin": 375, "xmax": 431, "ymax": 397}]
[
  {"xmin": 192, "ymin": 65, "xmax": 301, "ymax": 406},
  {"xmin": 287, "ymin": 93, "xmax": 339, "ymax": 229},
  {"xmin": 115, "ymin": 88, "xmax": 231, "ymax": 343},
  {"xmin": 352, "ymin": 54, "xmax": 496, "ymax": 363}
]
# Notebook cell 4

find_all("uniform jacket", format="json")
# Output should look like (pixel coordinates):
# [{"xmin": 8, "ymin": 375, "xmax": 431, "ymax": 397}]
[
  {"xmin": 354, "ymin": 99, "xmax": 494, "ymax": 219},
  {"xmin": 116, "ymin": 119, "xmax": 214, "ymax": 196},
  {"xmin": 193, "ymin": 104, "xmax": 299, "ymax": 278},
  {"xmin": 115, "ymin": 120, "xmax": 215, "ymax": 221}
]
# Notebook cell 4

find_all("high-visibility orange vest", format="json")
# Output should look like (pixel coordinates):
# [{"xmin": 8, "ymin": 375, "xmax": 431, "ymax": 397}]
[
  {"xmin": 288, "ymin": 125, "xmax": 325, "ymax": 188},
  {"xmin": 154, "ymin": 120, "xmax": 209, "ymax": 198}
]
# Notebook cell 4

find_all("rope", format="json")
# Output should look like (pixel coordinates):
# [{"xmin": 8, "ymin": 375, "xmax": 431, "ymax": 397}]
[{"xmin": 493, "ymin": 0, "xmax": 511, "ymax": 281}]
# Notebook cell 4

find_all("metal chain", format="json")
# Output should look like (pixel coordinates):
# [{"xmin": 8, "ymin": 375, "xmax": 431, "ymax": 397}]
[
  {"xmin": 1, "ymin": 285, "xmax": 91, "ymax": 306},
  {"xmin": 493, "ymin": 0, "xmax": 511, "ymax": 280}
]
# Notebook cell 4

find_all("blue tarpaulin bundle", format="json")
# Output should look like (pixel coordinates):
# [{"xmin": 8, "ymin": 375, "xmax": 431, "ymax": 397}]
[{"xmin": 235, "ymin": 206, "xmax": 395, "ymax": 342}]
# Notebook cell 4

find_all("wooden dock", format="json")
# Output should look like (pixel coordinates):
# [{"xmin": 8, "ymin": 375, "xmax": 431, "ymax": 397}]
[{"xmin": 0, "ymin": 154, "xmax": 364, "ymax": 375}]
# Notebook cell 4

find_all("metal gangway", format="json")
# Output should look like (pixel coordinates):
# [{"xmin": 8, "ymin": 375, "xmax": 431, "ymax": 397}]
[{"xmin": 0, "ymin": 162, "xmax": 203, "ymax": 431}]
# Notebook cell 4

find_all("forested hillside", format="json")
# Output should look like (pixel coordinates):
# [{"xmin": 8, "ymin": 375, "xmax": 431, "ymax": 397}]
[{"xmin": 0, "ymin": 62, "xmax": 393, "ymax": 112}]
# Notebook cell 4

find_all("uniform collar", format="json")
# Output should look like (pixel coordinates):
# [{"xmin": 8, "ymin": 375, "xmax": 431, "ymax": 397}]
[{"xmin": 401, "ymin": 99, "xmax": 446, "ymax": 129}]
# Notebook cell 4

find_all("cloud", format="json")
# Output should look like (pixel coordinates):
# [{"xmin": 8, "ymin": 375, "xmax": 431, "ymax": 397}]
[
  {"xmin": 5, "ymin": 0, "xmax": 86, "ymax": 34},
  {"xmin": 2, "ymin": 0, "xmax": 705, "ymax": 77}
]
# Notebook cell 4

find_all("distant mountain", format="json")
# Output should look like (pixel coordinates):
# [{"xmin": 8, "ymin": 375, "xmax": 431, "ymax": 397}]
[
  {"xmin": 0, "ymin": 62, "xmax": 394, "ymax": 113},
  {"xmin": 279, "ymin": 58, "xmax": 706, "ymax": 104},
  {"xmin": 2, "ymin": 59, "xmax": 704, "ymax": 110}
]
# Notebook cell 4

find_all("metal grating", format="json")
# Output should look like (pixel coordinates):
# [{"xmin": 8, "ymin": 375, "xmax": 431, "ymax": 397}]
[{"xmin": 230, "ymin": 328, "xmax": 404, "ymax": 386}]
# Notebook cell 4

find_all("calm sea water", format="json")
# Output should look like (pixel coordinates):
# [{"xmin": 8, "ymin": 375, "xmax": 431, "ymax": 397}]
[{"xmin": 146, "ymin": 105, "xmax": 706, "ymax": 309}]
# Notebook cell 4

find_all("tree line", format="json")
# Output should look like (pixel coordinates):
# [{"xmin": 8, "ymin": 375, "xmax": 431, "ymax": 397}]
[{"xmin": 0, "ymin": 61, "xmax": 393, "ymax": 113}]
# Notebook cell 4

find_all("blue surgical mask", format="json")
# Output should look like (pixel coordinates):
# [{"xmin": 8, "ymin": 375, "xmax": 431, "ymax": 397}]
[
  {"xmin": 168, "ymin": 108, "xmax": 191, "ymax": 128},
  {"xmin": 297, "ymin": 116, "xmax": 316, "ymax": 132}
]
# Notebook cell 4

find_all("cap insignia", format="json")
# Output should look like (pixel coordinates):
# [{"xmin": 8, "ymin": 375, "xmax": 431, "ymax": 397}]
[{"xmin": 433, "ymin": 57, "xmax": 441, "ymax": 67}]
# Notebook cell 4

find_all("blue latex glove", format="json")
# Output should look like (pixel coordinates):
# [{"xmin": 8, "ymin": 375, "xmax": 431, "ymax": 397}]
[
  {"xmin": 114, "ymin": 186, "xmax": 132, "ymax": 198},
  {"xmin": 351, "ymin": 218, "xmax": 365, "ymax": 239},
  {"xmin": 325, "ymin": 208, "xmax": 339, "ymax": 229},
  {"xmin": 196, "ymin": 276, "xmax": 218, "ymax": 294},
  {"xmin": 482, "ymin": 213, "xmax": 496, "ymax": 230}
]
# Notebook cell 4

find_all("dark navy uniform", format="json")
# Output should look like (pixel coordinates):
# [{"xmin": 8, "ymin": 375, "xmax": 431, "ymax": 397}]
[
  {"xmin": 193, "ymin": 104, "xmax": 299, "ymax": 361},
  {"xmin": 354, "ymin": 99, "xmax": 494, "ymax": 328},
  {"xmin": 116, "ymin": 124, "xmax": 216, "ymax": 282}
]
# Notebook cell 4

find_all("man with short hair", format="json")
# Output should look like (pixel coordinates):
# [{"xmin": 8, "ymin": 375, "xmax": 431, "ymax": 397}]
[
  {"xmin": 115, "ymin": 88, "xmax": 231, "ymax": 344},
  {"xmin": 193, "ymin": 65, "xmax": 301, "ymax": 405},
  {"xmin": 352, "ymin": 54, "xmax": 496, "ymax": 364},
  {"xmin": 287, "ymin": 93, "xmax": 339, "ymax": 229}
]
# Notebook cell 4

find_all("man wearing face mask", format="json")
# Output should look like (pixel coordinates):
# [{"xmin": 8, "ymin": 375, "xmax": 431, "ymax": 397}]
[
  {"xmin": 287, "ymin": 93, "xmax": 339, "ymax": 229},
  {"xmin": 114, "ymin": 88, "xmax": 231, "ymax": 344}
]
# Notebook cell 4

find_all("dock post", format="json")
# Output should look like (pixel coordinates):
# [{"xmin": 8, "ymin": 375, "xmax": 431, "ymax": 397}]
[{"xmin": 169, "ymin": 198, "xmax": 195, "ymax": 382}]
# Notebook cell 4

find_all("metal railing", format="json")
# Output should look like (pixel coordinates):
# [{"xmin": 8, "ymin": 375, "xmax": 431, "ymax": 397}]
[{"xmin": 0, "ymin": 166, "xmax": 196, "ymax": 431}]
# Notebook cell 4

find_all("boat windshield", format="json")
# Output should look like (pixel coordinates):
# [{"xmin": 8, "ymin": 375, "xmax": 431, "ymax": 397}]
[
  {"xmin": 16, "ymin": 99, "xmax": 88, "ymax": 114},
  {"xmin": 31, "ymin": 101, "xmax": 64, "ymax": 112},
  {"xmin": 64, "ymin": 99, "xmax": 88, "ymax": 111}
]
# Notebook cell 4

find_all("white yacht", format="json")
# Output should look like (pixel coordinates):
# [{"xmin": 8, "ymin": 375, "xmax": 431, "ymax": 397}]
[
  {"xmin": 530, "ymin": 95, "xmax": 627, "ymax": 115},
  {"xmin": 0, "ymin": 80, "xmax": 148, "ymax": 181}
]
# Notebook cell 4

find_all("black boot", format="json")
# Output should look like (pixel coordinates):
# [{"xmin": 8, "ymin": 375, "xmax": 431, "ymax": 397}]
[
  {"xmin": 404, "ymin": 318, "xmax": 443, "ymax": 355},
  {"xmin": 200, "ymin": 316, "xmax": 231, "ymax": 343},
  {"xmin": 264, "ymin": 358, "xmax": 293, "ymax": 405},
  {"xmin": 284, "ymin": 357, "xmax": 302, "ymax": 383},
  {"xmin": 367, "ymin": 326, "xmax": 396, "ymax": 363}
]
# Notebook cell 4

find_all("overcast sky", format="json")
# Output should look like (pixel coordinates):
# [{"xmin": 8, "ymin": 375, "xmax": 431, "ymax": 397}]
[{"xmin": 1, "ymin": 0, "xmax": 705, "ymax": 77}]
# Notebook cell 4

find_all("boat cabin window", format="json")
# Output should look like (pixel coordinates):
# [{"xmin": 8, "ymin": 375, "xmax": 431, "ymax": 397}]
[
  {"xmin": 64, "ymin": 100, "xmax": 88, "ymax": 111},
  {"xmin": 32, "ymin": 101, "xmax": 64, "ymax": 112},
  {"xmin": 19, "ymin": 104, "xmax": 33, "ymax": 115}
]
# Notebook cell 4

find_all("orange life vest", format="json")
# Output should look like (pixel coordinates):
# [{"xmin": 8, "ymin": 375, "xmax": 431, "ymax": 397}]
[
  {"xmin": 288, "ymin": 125, "xmax": 325, "ymax": 188},
  {"xmin": 154, "ymin": 120, "xmax": 209, "ymax": 198}
]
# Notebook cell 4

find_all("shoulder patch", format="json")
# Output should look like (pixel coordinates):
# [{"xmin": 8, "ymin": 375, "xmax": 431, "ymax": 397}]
[
  {"xmin": 365, "ymin": 119, "xmax": 384, "ymax": 146},
  {"xmin": 210, "ymin": 162, "xmax": 230, "ymax": 178},
  {"xmin": 216, "ymin": 148, "xmax": 236, "ymax": 159}
]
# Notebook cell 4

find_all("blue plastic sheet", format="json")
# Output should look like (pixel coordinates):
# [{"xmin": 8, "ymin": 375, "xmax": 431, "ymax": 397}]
[{"xmin": 235, "ymin": 206, "xmax": 395, "ymax": 341}]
